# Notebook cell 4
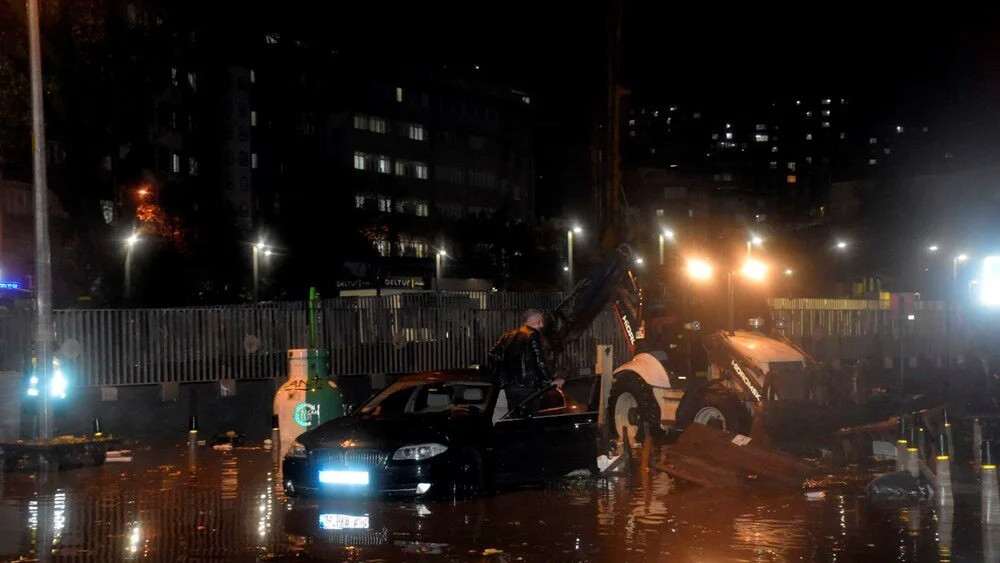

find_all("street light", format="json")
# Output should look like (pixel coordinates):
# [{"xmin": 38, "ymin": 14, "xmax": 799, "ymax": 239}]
[
  {"xmin": 836, "ymin": 241, "xmax": 848, "ymax": 250},
  {"xmin": 435, "ymin": 249, "xmax": 447, "ymax": 291},
  {"xmin": 953, "ymin": 253, "xmax": 969, "ymax": 280},
  {"xmin": 124, "ymin": 233, "xmax": 140, "ymax": 302},
  {"xmin": 928, "ymin": 245, "xmax": 939, "ymax": 253},
  {"xmin": 635, "ymin": 257, "xmax": 645, "ymax": 266},
  {"xmin": 728, "ymin": 258, "xmax": 768, "ymax": 334},
  {"xmin": 659, "ymin": 228, "xmax": 675, "ymax": 266},
  {"xmin": 567, "ymin": 226, "xmax": 582, "ymax": 288},
  {"xmin": 252, "ymin": 240, "xmax": 267, "ymax": 302},
  {"xmin": 747, "ymin": 234, "xmax": 763, "ymax": 256},
  {"xmin": 784, "ymin": 268, "xmax": 794, "ymax": 276},
  {"xmin": 685, "ymin": 258, "xmax": 713, "ymax": 281}
]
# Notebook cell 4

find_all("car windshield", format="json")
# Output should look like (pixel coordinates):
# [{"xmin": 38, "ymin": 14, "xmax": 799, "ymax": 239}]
[{"xmin": 359, "ymin": 380, "xmax": 492, "ymax": 417}]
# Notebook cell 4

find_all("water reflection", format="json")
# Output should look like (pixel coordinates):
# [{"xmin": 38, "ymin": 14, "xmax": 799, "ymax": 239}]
[{"xmin": 5, "ymin": 445, "xmax": 1000, "ymax": 561}]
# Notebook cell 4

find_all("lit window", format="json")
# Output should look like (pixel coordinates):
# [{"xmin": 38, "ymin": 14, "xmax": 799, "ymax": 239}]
[
  {"xmin": 822, "ymin": 98, "xmax": 831, "ymax": 105},
  {"xmin": 188, "ymin": 157, "xmax": 199, "ymax": 176},
  {"xmin": 822, "ymin": 109, "xmax": 830, "ymax": 117},
  {"xmin": 725, "ymin": 123, "xmax": 731, "ymax": 129},
  {"xmin": 521, "ymin": 96, "xmax": 531, "ymax": 104},
  {"xmin": 896, "ymin": 125, "xmax": 904, "ymax": 133},
  {"xmin": 353, "ymin": 152, "xmax": 370, "ymax": 170},
  {"xmin": 250, "ymin": 111, "xmax": 257, "ymax": 127},
  {"xmin": 755, "ymin": 124, "xmax": 767, "ymax": 131},
  {"xmin": 265, "ymin": 32, "xmax": 279, "ymax": 44},
  {"xmin": 653, "ymin": 110, "xmax": 659, "ymax": 117},
  {"xmin": 821, "ymin": 121, "xmax": 830, "ymax": 128},
  {"xmin": 394, "ymin": 160, "xmax": 410, "ymax": 176},
  {"xmin": 396, "ymin": 87, "xmax": 403, "ymax": 102},
  {"xmin": 250, "ymin": 69, "xmax": 256, "ymax": 83},
  {"xmin": 711, "ymin": 133, "xmax": 719, "ymax": 140},
  {"xmin": 787, "ymin": 174, "xmax": 797, "ymax": 184},
  {"xmin": 187, "ymin": 72, "xmax": 197, "ymax": 91},
  {"xmin": 787, "ymin": 162, "xmax": 796, "ymax": 171},
  {"xmin": 414, "ymin": 163, "xmax": 428, "ymax": 180},
  {"xmin": 868, "ymin": 158, "xmax": 877, "ymax": 165},
  {"xmin": 769, "ymin": 161, "xmax": 778, "ymax": 169},
  {"xmin": 771, "ymin": 146, "xmax": 779, "ymax": 153},
  {"xmin": 755, "ymin": 134, "xmax": 768, "ymax": 142},
  {"xmin": 170, "ymin": 67, "xmax": 178, "ymax": 86},
  {"xmin": 805, "ymin": 133, "xmax": 812, "ymax": 140},
  {"xmin": 869, "ymin": 137, "xmax": 877, "ymax": 145},
  {"xmin": 376, "ymin": 155, "xmax": 391, "ymax": 174},
  {"xmin": 628, "ymin": 119, "xmax": 636, "ymax": 127},
  {"xmin": 353, "ymin": 114, "xmax": 367, "ymax": 130},
  {"xmin": 378, "ymin": 196, "xmax": 392, "ymax": 213},
  {"xmin": 922, "ymin": 126, "xmax": 929, "ymax": 133},
  {"xmin": 795, "ymin": 100, "xmax": 801, "ymax": 106},
  {"xmin": 405, "ymin": 123, "xmax": 425, "ymax": 141},
  {"xmin": 884, "ymin": 148, "xmax": 891, "ymax": 155},
  {"xmin": 805, "ymin": 111, "xmax": 812, "ymax": 117},
  {"xmin": 171, "ymin": 153, "xmax": 180, "ymax": 173},
  {"xmin": 655, "ymin": 209, "xmax": 664, "ymax": 217},
  {"xmin": 839, "ymin": 132, "xmax": 846, "ymax": 140},
  {"xmin": 368, "ymin": 117, "xmax": 387, "ymax": 134},
  {"xmin": 251, "ymin": 153, "xmax": 258, "ymax": 169},
  {"xmin": 354, "ymin": 195, "xmax": 366, "ymax": 209},
  {"xmin": 805, "ymin": 156, "xmax": 813, "ymax": 164},
  {"xmin": 374, "ymin": 239, "xmax": 391, "ymax": 257},
  {"xmin": 725, "ymin": 132, "xmax": 733, "ymax": 140}
]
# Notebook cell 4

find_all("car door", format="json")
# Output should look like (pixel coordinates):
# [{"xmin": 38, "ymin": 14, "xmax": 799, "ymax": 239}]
[{"xmin": 493, "ymin": 377, "xmax": 599, "ymax": 483}]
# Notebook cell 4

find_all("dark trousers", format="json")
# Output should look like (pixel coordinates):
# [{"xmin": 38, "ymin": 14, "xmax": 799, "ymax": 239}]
[{"xmin": 504, "ymin": 386, "xmax": 536, "ymax": 412}]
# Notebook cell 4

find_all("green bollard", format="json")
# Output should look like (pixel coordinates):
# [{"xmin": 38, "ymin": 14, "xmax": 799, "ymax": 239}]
[{"xmin": 304, "ymin": 348, "xmax": 344, "ymax": 428}]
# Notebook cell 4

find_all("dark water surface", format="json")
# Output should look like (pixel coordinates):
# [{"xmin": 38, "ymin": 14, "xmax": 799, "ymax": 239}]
[{"xmin": 0, "ymin": 444, "xmax": 991, "ymax": 562}]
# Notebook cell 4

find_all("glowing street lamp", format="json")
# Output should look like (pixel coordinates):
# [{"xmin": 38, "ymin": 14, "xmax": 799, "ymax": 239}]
[
  {"xmin": 836, "ymin": 241, "xmax": 848, "ymax": 250},
  {"xmin": 685, "ymin": 258, "xmax": 713, "ymax": 281},
  {"xmin": 659, "ymin": 228, "xmax": 675, "ymax": 265},
  {"xmin": 747, "ymin": 234, "xmax": 763, "ymax": 256},
  {"xmin": 252, "ymin": 240, "xmax": 268, "ymax": 302},
  {"xmin": 728, "ymin": 258, "xmax": 768, "ymax": 334},
  {"xmin": 567, "ymin": 226, "xmax": 583, "ymax": 288},
  {"xmin": 435, "ymin": 249, "xmax": 448, "ymax": 290},
  {"xmin": 784, "ymin": 268, "xmax": 794, "ymax": 276},
  {"xmin": 635, "ymin": 257, "xmax": 645, "ymax": 266},
  {"xmin": 953, "ymin": 253, "xmax": 969, "ymax": 280},
  {"xmin": 928, "ymin": 245, "xmax": 939, "ymax": 253},
  {"xmin": 740, "ymin": 258, "xmax": 768, "ymax": 282},
  {"xmin": 124, "ymin": 233, "xmax": 140, "ymax": 302}
]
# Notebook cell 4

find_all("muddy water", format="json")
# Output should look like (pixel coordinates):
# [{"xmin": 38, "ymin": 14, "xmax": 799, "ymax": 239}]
[{"xmin": 0, "ymin": 444, "xmax": 989, "ymax": 562}]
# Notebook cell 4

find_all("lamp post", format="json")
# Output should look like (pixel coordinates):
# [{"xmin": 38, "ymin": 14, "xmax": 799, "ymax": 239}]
[
  {"xmin": 252, "ymin": 241, "xmax": 265, "ymax": 302},
  {"xmin": 747, "ymin": 234, "xmax": 763, "ymax": 257},
  {"xmin": 659, "ymin": 228, "xmax": 674, "ymax": 266},
  {"xmin": 436, "ymin": 249, "xmax": 447, "ymax": 291},
  {"xmin": 567, "ymin": 226, "xmax": 582, "ymax": 289},
  {"xmin": 124, "ymin": 233, "xmax": 139, "ymax": 302},
  {"xmin": 946, "ymin": 253, "xmax": 969, "ymax": 369},
  {"xmin": 27, "ymin": 0, "xmax": 54, "ymax": 441}
]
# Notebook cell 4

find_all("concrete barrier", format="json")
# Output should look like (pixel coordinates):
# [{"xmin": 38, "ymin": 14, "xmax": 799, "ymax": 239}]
[{"xmin": 0, "ymin": 371, "xmax": 20, "ymax": 441}]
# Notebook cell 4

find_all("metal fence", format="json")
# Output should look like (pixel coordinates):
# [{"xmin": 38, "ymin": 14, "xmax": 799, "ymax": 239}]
[
  {"xmin": 0, "ymin": 293, "xmax": 965, "ymax": 388},
  {"xmin": 24, "ymin": 292, "xmax": 628, "ymax": 388}
]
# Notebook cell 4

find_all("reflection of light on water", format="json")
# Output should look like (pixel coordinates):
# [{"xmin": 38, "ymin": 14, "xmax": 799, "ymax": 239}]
[
  {"xmin": 127, "ymin": 523, "xmax": 141, "ymax": 555},
  {"xmin": 28, "ymin": 499, "xmax": 38, "ymax": 531},
  {"xmin": 257, "ymin": 472, "xmax": 275, "ymax": 553},
  {"xmin": 221, "ymin": 458, "xmax": 239, "ymax": 501},
  {"xmin": 53, "ymin": 491, "xmax": 66, "ymax": 546},
  {"xmin": 733, "ymin": 515, "xmax": 808, "ymax": 558}
]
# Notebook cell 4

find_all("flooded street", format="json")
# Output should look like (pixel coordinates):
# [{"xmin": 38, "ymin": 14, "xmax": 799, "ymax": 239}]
[{"xmin": 0, "ymin": 443, "xmax": 991, "ymax": 562}]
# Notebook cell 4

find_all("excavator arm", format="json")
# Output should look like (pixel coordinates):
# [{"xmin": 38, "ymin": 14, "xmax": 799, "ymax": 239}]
[{"xmin": 543, "ymin": 244, "xmax": 643, "ymax": 356}]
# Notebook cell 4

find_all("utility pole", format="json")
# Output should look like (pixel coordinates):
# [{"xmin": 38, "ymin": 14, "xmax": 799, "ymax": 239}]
[
  {"xmin": 599, "ymin": 0, "xmax": 626, "ymax": 250},
  {"xmin": 27, "ymin": 0, "xmax": 54, "ymax": 441}
]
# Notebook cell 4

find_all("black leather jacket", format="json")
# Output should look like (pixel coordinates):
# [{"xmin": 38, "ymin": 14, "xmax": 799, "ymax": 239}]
[{"xmin": 487, "ymin": 326, "xmax": 553, "ymax": 391}]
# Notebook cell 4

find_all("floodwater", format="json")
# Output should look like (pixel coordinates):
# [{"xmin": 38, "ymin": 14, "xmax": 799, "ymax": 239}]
[{"xmin": 0, "ymin": 443, "xmax": 991, "ymax": 562}]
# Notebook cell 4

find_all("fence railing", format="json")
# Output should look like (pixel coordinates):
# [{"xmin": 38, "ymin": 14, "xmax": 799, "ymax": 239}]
[{"xmin": 0, "ymin": 294, "xmax": 967, "ymax": 388}]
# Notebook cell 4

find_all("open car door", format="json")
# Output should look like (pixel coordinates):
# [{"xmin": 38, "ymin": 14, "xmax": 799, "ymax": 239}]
[{"xmin": 492, "ymin": 376, "xmax": 600, "ymax": 485}]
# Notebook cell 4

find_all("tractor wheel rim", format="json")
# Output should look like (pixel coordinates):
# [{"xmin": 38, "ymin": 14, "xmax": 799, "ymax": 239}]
[
  {"xmin": 693, "ymin": 406, "xmax": 726, "ymax": 430},
  {"xmin": 615, "ymin": 392, "xmax": 640, "ymax": 446}
]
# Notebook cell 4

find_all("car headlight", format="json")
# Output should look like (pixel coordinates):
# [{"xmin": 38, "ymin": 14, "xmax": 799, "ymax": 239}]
[
  {"xmin": 286, "ymin": 440, "xmax": 307, "ymax": 458},
  {"xmin": 392, "ymin": 443, "xmax": 447, "ymax": 461}
]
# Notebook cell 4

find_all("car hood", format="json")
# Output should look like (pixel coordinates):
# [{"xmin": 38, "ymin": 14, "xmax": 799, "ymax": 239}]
[{"xmin": 297, "ymin": 412, "xmax": 472, "ymax": 451}]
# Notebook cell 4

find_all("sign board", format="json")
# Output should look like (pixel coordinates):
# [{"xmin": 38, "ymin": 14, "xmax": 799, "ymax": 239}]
[{"xmin": 0, "ymin": 281, "xmax": 21, "ymax": 290}]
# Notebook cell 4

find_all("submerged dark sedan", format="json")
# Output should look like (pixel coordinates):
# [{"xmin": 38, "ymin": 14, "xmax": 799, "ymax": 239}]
[{"xmin": 282, "ymin": 370, "xmax": 600, "ymax": 498}]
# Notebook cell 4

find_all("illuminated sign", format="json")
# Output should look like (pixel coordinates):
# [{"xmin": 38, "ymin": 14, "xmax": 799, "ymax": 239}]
[
  {"xmin": 293, "ymin": 402, "xmax": 318, "ymax": 427},
  {"xmin": 0, "ymin": 281, "xmax": 21, "ymax": 290}
]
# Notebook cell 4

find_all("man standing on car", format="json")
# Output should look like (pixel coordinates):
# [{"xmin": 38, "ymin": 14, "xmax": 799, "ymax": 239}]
[{"xmin": 488, "ymin": 308, "xmax": 563, "ymax": 410}]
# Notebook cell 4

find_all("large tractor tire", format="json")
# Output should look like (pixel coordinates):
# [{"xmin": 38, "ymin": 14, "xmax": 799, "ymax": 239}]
[
  {"xmin": 607, "ymin": 371, "xmax": 664, "ymax": 446},
  {"xmin": 676, "ymin": 387, "xmax": 750, "ymax": 435}
]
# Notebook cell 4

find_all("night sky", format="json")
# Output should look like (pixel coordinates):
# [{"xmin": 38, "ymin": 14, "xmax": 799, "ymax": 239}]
[{"xmin": 252, "ymin": 3, "xmax": 1000, "ymax": 216}]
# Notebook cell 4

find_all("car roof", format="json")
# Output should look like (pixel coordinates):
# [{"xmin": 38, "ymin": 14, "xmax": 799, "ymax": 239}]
[{"xmin": 394, "ymin": 368, "xmax": 493, "ymax": 384}]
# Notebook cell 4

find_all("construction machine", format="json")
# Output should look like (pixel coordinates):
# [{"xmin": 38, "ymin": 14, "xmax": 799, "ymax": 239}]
[{"xmin": 544, "ymin": 244, "xmax": 842, "ymax": 447}]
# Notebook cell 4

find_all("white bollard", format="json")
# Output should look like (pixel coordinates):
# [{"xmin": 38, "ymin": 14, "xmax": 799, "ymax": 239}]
[
  {"xmin": 906, "ymin": 447, "xmax": 920, "ymax": 478},
  {"xmin": 937, "ymin": 490, "xmax": 954, "ymax": 560},
  {"xmin": 983, "ymin": 464, "xmax": 1000, "ymax": 525},
  {"xmin": 975, "ymin": 418, "xmax": 984, "ymax": 468},
  {"xmin": 896, "ymin": 440, "xmax": 909, "ymax": 473}
]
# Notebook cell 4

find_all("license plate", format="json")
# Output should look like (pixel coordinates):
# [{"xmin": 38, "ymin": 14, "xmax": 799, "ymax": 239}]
[
  {"xmin": 318, "ymin": 470, "xmax": 370, "ymax": 485},
  {"xmin": 319, "ymin": 513, "xmax": 370, "ymax": 530}
]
